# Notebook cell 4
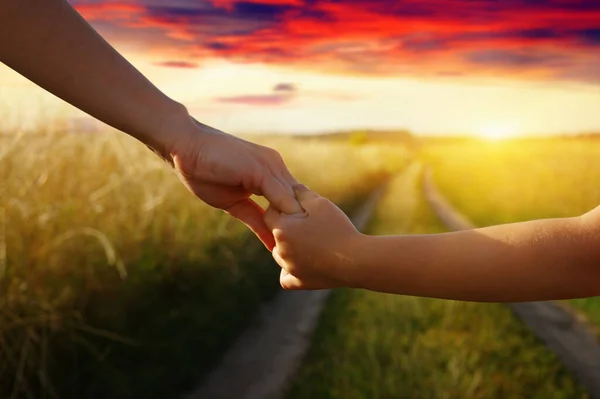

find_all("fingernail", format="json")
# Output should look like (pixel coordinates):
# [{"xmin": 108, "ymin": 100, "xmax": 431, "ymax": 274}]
[{"xmin": 291, "ymin": 209, "xmax": 309, "ymax": 218}]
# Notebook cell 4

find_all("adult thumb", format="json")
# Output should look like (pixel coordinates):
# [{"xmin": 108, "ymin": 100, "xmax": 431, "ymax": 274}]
[{"xmin": 293, "ymin": 184, "xmax": 321, "ymax": 204}]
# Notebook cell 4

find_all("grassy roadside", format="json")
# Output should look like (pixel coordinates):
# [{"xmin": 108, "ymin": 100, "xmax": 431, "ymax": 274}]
[
  {"xmin": 423, "ymin": 138, "xmax": 600, "ymax": 333},
  {"xmin": 286, "ymin": 164, "xmax": 587, "ymax": 399}
]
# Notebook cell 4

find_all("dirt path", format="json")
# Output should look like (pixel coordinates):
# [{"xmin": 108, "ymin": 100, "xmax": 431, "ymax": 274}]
[
  {"xmin": 185, "ymin": 184, "xmax": 387, "ymax": 399},
  {"xmin": 422, "ymin": 166, "xmax": 600, "ymax": 399}
]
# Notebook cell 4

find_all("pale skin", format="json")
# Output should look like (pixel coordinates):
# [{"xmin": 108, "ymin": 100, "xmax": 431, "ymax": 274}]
[
  {"xmin": 265, "ymin": 185, "xmax": 600, "ymax": 302},
  {"xmin": 0, "ymin": 0, "xmax": 303, "ymax": 250}
]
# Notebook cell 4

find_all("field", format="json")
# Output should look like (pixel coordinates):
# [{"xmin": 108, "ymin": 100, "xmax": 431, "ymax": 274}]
[
  {"xmin": 1, "ymin": 129, "xmax": 407, "ymax": 398},
  {"xmin": 286, "ymin": 162, "xmax": 588, "ymax": 399},
  {"xmin": 423, "ymin": 137, "xmax": 600, "ymax": 327},
  {"xmin": 3, "ymin": 130, "xmax": 600, "ymax": 398}
]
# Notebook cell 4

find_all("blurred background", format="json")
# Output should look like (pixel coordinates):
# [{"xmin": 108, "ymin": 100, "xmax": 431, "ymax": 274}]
[{"xmin": 2, "ymin": 0, "xmax": 600, "ymax": 398}]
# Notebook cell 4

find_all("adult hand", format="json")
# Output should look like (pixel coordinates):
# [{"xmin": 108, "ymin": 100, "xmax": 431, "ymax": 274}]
[
  {"xmin": 168, "ymin": 118, "xmax": 304, "ymax": 251},
  {"xmin": 0, "ymin": 0, "xmax": 303, "ymax": 250}
]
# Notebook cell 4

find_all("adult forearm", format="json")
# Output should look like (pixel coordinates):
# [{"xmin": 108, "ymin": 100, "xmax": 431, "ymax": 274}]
[
  {"xmin": 355, "ymin": 216, "xmax": 600, "ymax": 302},
  {"xmin": 0, "ymin": 0, "xmax": 189, "ymax": 153}
]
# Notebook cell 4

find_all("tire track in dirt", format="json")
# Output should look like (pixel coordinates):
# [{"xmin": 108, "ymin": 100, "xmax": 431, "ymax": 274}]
[
  {"xmin": 422, "ymin": 166, "xmax": 600, "ymax": 399},
  {"xmin": 186, "ymin": 183, "xmax": 388, "ymax": 399}
]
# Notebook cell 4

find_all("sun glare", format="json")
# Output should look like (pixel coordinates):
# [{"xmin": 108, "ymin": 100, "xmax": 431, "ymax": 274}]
[{"xmin": 479, "ymin": 125, "xmax": 518, "ymax": 141}]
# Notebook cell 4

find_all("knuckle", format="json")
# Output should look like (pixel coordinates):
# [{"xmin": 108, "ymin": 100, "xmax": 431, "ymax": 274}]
[
  {"xmin": 285, "ymin": 261, "xmax": 301, "ymax": 277},
  {"xmin": 275, "ymin": 245, "xmax": 291, "ymax": 260},
  {"xmin": 280, "ymin": 275, "xmax": 299, "ymax": 291},
  {"xmin": 312, "ymin": 197, "xmax": 329, "ymax": 209},
  {"xmin": 273, "ymin": 229, "xmax": 287, "ymax": 242},
  {"xmin": 266, "ymin": 148, "xmax": 284, "ymax": 163}
]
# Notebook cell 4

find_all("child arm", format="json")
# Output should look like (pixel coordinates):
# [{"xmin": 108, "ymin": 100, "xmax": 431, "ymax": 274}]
[
  {"xmin": 266, "ymin": 186, "xmax": 600, "ymax": 302},
  {"xmin": 355, "ymin": 210, "xmax": 600, "ymax": 301}
]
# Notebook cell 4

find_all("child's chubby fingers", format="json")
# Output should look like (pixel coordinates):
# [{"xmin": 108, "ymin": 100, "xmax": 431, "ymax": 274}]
[
  {"xmin": 279, "ymin": 269, "xmax": 304, "ymax": 290},
  {"xmin": 279, "ymin": 267, "xmax": 340, "ymax": 291},
  {"xmin": 272, "ymin": 249, "xmax": 303, "ymax": 289},
  {"xmin": 263, "ymin": 196, "xmax": 316, "ymax": 245},
  {"xmin": 270, "ymin": 220, "xmax": 350, "ymax": 291},
  {"xmin": 273, "ymin": 246, "xmax": 304, "ymax": 289}
]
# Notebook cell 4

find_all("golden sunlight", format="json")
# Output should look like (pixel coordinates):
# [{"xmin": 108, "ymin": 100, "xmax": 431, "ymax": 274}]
[{"xmin": 478, "ymin": 124, "xmax": 519, "ymax": 141}]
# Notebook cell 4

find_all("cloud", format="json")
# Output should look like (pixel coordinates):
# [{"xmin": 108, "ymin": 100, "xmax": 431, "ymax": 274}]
[
  {"xmin": 153, "ymin": 60, "xmax": 199, "ymax": 68},
  {"xmin": 215, "ymin": 94, "xmax": 291, "ymax": 105},
  {"xmin": 212, "ymin": 0, "xmax": 304, "ymax": 11},
  {"xmin": 70, "ymin": 0, "xmax": 600, "ymax": 84},
  {"xmin": 466, "ymin": 49, "xmax": 565, "ymax": 68},
  {"xmin": 215, "ymin": 82, "xmax": 297, "ymax": 105},
  {"xmin": 73, "ymin": 2, "xmax": 145, "ymax": 22},
  {"xmin": 273, "ymin": 82, "xmax": 297, "ymax": 92},
  {"xmin": 213, "ymin": 82, "xmax": 359, "ymax": 106},
  {"xmin": 578, "ymin": 28, "xmax": 600, "ymax": 45}
]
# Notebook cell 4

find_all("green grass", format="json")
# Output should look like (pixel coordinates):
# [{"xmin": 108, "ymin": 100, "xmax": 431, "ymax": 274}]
[
  {"xmin": 286, "ymin": 164, "xmax": 587, "ymax": 399},
  {"xmin": 423, "ymin": 138, "xmax": 600, "ymax": 332}
]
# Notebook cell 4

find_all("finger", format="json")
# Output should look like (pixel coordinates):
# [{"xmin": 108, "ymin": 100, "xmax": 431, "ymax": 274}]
[
  {"xmin": 269, "ymin": 147, "xmax": 298, "ymax": 187},
  {"xmin": 275, "ymin": 174, "xmax": 296, "ymax": 203},
  {"xmin": 280, "ymin": 269, "xmax": 303, "ymax": 290},
  {"xmin": 263, "ymin": 205, "xmax": 281, "ymax": 230},
  {"xmin": 275, "ymin": 173, "xmax": 309, "ymax": 217},
  {"xmin": 226, "ymin": 198, "xmax": 275, "ymax": 251},
  {"xmin": 261, "ymin": 173, "xmax": 303, "ymax": 215},
  {"xmin": 272, "ymin": 246, "xmax": 286, "ymax": 268},
  {"xmin": 292, "ymin": 184, "xmax": 321, "ymax": 203},
  {"xmin": 273, "ymin": 249, "xmax": 305, "ymax": 290},
  {"xmin": 279, "ymin": 167, "xmax": 299, "ymax": 187}
]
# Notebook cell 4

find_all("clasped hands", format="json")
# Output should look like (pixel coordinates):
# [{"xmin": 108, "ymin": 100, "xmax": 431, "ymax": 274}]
[{"xmin": 165, "ymin": 117, "xmax": 358, "ymax": 291}]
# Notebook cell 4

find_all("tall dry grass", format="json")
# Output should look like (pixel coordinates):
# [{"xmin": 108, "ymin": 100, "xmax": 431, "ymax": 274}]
[{"xmin": 1, "ymin": 128, "xmax": 409, "ymax": 398}]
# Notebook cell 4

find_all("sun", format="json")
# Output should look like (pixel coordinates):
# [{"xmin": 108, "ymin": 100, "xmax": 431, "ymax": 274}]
[{"xmin": 478, "ymin": 124, "xmax": 518, "ymax": 141}]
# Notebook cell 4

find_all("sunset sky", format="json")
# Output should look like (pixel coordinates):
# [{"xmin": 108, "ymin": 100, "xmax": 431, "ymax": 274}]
[{"xmin": 1, "ymin": 0, "xmax": 599, "ymax": 136}]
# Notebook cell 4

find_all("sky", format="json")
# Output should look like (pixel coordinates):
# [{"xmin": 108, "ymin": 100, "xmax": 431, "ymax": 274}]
[{"xmin": 1, "ymin": 0, "xmax": 600, "ymax": 136}]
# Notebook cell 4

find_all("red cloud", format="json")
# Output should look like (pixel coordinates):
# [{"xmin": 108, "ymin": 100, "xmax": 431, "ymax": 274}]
[
  {"xmin": 74, "ymin": 2, "xmax": 145, "ymax": 22},
  {"xmin": 212, "ymin": 0, "xmax": 304, "ymax": 11},
  {"xmin": 71, "ymin": 0, "xmax": 600, "ymax": 84},
  {"xmin": 153, "ymin": 61, "xmax": 199, "ymax": 69}
]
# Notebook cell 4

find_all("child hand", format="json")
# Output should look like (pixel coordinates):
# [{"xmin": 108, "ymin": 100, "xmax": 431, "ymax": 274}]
[{"xmin": 264, "ymin": 185, "xmax": 363, "ymax": 290}]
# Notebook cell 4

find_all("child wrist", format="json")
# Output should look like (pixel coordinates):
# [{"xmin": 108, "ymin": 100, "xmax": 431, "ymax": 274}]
[{"xmin": 337, "ymin": 232, "xmax": 369, "ymax": 289}]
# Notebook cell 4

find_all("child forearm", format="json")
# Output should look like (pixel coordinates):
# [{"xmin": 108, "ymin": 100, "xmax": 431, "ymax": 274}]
[
  {"xmin": 0, "ymin": 0, "xmax": 189, "ymax": 154},
  {"xmin": 353, "ymin": 215, "xmax": 600, "ymax": 302}
]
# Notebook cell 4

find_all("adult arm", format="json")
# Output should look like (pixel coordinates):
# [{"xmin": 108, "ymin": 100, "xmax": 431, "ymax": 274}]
[{"xmin": 0, "ymin": 0, "xmax": 303, "ymax": 250}]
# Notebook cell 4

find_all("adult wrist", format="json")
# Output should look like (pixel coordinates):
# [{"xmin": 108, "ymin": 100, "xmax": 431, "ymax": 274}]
[{"xmin": 138, "ymin": 99, "xmax": 196, "ymax": 162}]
